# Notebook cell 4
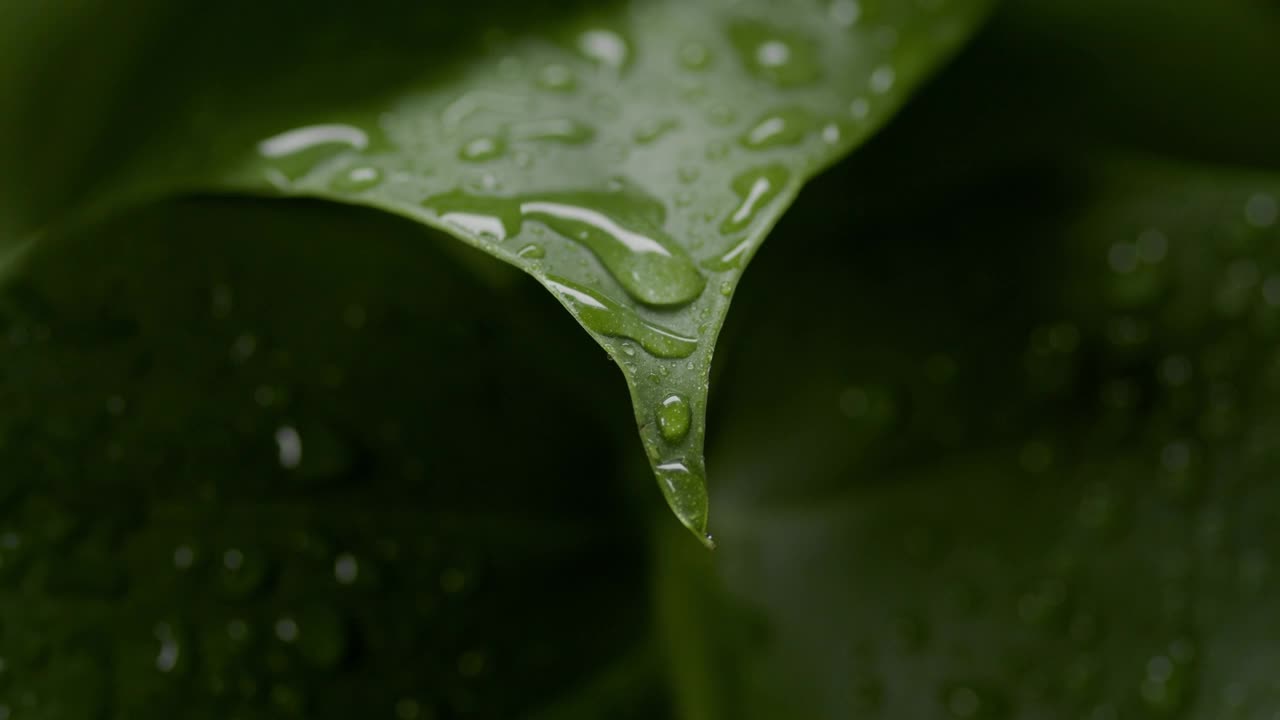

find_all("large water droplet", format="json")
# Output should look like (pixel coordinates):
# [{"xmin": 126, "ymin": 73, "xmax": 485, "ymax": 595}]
[
  {"xmin": 423, "ymin": 186, "xmax": 705, "ymax": 306},
  {"xmin": 721, "ymin": 164, "xmax": 791, "ymax": 236},
  {"xmin": 740, "ymin": 107, "xmax": 816, "ymax": 149},
  {"xmin": 257, "ymin": 123, "xmax": 371, "ymax": 185},
  {"xmin": 655, "ymin": 458, "xmax": 712, "ymax": 546},
  {"xmin": 544, "ymin": 277, "xmax": 697, "ymax": 358},
  {"xmin": 728, "ymin": 20, "xmax": 821, "ymax": 87},
  {"xmin": 657, "ymin": 394, "xmax": 692, "ymax": 442}
]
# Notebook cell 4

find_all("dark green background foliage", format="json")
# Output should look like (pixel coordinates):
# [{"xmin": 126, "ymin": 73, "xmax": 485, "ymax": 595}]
[{"xmin": 2, "ymin": 0, "xmax": 1280, "ymax": 718}]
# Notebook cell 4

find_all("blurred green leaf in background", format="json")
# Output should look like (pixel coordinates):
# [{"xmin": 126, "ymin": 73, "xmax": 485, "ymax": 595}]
[{"xmin": 2, "ymin": 0, "xmax": 1280, "ymax": 718}]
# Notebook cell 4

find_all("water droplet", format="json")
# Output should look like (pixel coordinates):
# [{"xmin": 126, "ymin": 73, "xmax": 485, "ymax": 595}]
[
  {"xmin": 545, "ymin": 277, "xmax": 698, "ymax": 358},
  {"xmin": 634, "ymin": 117, "xmax": 680, "ymax": 145},
  {"xmin": 257, "ymin": 123, "xmax": 371, "ymax": 185},
  {"xmin": 517, "ymin": 243, "xmax": 545, "ymax": 259},
  {"xmin": 173, "ymin": 544, "xmax": 195, "ymax": 570},
  {"xmin": 719, "ymin": 281, "xmax": 733, "ymax": 296},
  {"xmin": 536, "ymin": 63, "xmax": 577, "ymax": 92},
  {"xmin": 577, "ymin": 28, "xmax": 630, "ymax": 69},
  {"xmin": 721, "ymin": 164, "xmax": 791, "ymax": 236},
  {"xmin": 706, "ymin": 103, "xmax": 737, "ymax": 126},
  {"xmin": 1245, "ymin": 192, "xmax": 1278, "ymax": 228},
  {"xmin": 154, "ymin": 622, "xmax": 182, "ymax": 673},
  {"xmin": 459, "ymin": 135, "xmax": 507, "ymax": 163},
  {"xmin": 655, "ymin": 458, "xmax": 711, "ymax": 545},
  {"xmin": 728, "ymin": 20, "xmax": 821, "ymax": 87},
  {"xmin": 274, "ymin": 617, "xmax": 299, "ymax": 643},
  {"xmin": 1139, "ymin": 639, "xmax": 1197, "ymax": 714},
  {"xmin": 275, "ymin": 425, "xmax": 302, "ymax": 469},
  {"xmin": 513, "ymin": 118, "xmax": 596, "ymax": 145},
  {"xmin": 821, "ymin": 122, "xmax": 842, "ymax": 144},
  {"xmin": 219, "ymin": 547, "xmax": 268, "ymax": 596},
  {"xmin": 678, "ymin": 42, "xmax": 712, "ymax": 70},
  {"xmin": 740, "ymin": 107, "xmax": 817, "ymax": 150},
  {"xmin": 424, "ymin": 186, "xmax": 705, "ymax": 306},
  {"xmin": 657, "ymin": 395, "xmax": 692, "ymax": 443},
  {"xmin": 329, "ymin": 166, "xmax": 383, "ymax": 193},
  {"xmin": 850, "ymin": 96, "xmax": 871, "ymax": 119},
  {"xmin": 1136, "ymin": 228, "xmax": 1168, "ymax": 263},
  {"xmin": 869, "ymin": 65, "xmax": 896, "ymax": 94},
  {"xmin": 334, "ymin": 553, "xmax": 359, "ymax": 585},
  {"xmin": 829, "ymin": 0, "xmax": 862, "ymax": 26}
]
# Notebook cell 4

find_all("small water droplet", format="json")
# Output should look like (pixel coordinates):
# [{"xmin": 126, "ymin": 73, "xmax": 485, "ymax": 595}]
[
  {"xmin": 173, "ymin": 544, "xmax": 195, "ymax": 570},
  {"xmin": 634, "ymin": 117, "xmax": 680, "ymax": 145},
  {"xmin": 459, "ymin": 135, "xmax": 507, "ymax": 163},
  {"xmin": 740, "ymin": 107, "xmax": 816, "ymax": 149},
  {"xmin": 678, "ymin": 42, "xmax": 712, "ymax": 70},
  {"xmin": 728, "ymin": 20, "xmax": 821, "ymax": 87},
  {"xmin": 334, "ymin": 553, "xmax": 359, "ymax": 585},
  {"xmin": 517, "ymin": 243, "xmax": 545, "ymax": 259},
  {"xmin": 154, "ymin": 622, "xmax": 182, "ymax": 673},
  {"xmin": 545, "ymin": 277, "xmax": 698, "ymax": 358},
  {"xmin": 721, "ymin": 164, "xmax": 791, "ymax": 236},
  {"xmin": 850, "ymin": 96, "xmax": 871, "ymax": 119},
  {"xmin": 869, "ymin": 65, "xmax": 896, "ymax": 94},
  {"xmin": 513, "ymin": 118, "xmax": 596, "ymax": 145},
  {"xmin": 274, "ymin": 617, "xmax": 299, "ymax": 643},
  {"xmin": 329, "ymin": 165, "xmax": 383, "ymax": 192},
  {"xmin": 656, "ymin": 395, "xmax": 692, "ymax": 443},
  {"xmin": 536, "ymin": 63, "xmax": 577, "ymax": 92},
  {"xmin": 1136, "ymin": 228, "xmax": 1168, "ymax": 263},
  {"xmin": 1245, "ymin": 192, "xmax": 1278, "ymax": 228},
  {"xmin": 424, "ymin": 185, "xmax": 705, "ymax": 306},
  {"xmin": 275, "ymin": 426, "xmax": 302, "ymax": 469},
  {"xmin": 719, "ymin": 281, "xmax": 733, "ymax": 296},
  {"xmin": 829, "ymin": 0, "xmax": 862, "ymax": 26},
  {"xmin": 577, "ymin": 28, "xmax": 630, "ymax": 69}
]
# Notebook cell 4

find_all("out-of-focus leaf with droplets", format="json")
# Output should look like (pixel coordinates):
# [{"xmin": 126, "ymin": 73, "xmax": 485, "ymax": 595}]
[
  {"xmin": 654, "ymin": 36, "xmax": 1280, "ymax": 719},
  {"xmin": 0, "ymin": 0, "xmax": 994, "ymax": 543},
  {"xmin": 0, "ymin": 198, "xmax": 669, "ymax": 719}
]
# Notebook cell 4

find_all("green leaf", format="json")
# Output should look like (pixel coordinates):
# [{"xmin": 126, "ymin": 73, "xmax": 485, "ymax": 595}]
[{"xmin": 1, "ymin": 0, "xmax": 993, "ymax": 543}]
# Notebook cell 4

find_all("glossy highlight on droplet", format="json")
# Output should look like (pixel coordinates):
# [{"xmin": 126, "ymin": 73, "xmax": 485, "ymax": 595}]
[
  {"xmin": 423, "ymin": 185, "xmax": 705, "ymax": 306},
  {"xmin": 329, "ymin": 166, "xmax": 383, "ymax": 193},
  {"xmin": 740, "ymin": 107, "xmax": 816, "ymax": 149},
  {"xmin": 257, "ymin": 123, "xmax": 371, "ymax": 183},
  {"xmin": 577, "ymin": 28, "xmax": 631, "ymax": 70},
  {"xmin": 458, "ymin": 135, "xmax": 507, "ymax": 163},
  {"xmin": 656, "ymin": 394, "xmax": 692, "ymax": 442},
  {"xmin": 721, "ymin": 164, "xmax": 791, "ymax": 236},
  {"xmin": 544, "ymin": 276, "xmax": 697, "ymax": 358}
]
